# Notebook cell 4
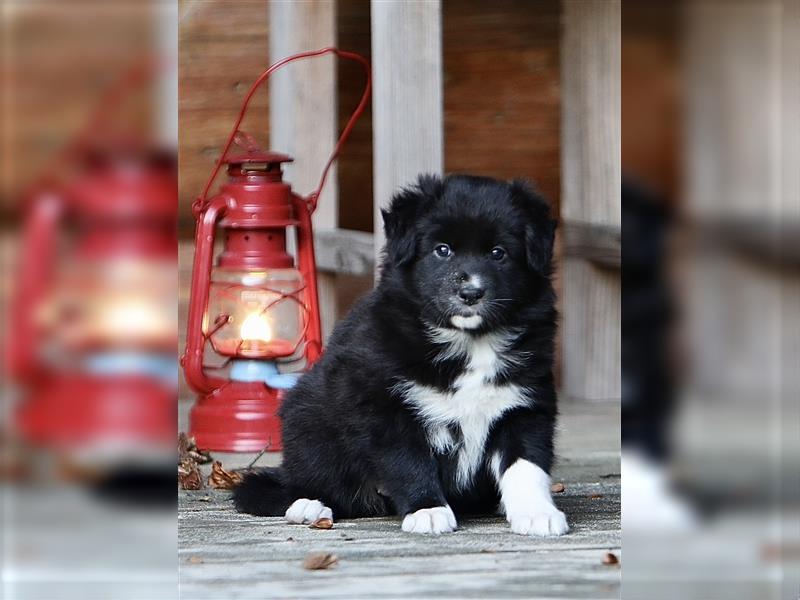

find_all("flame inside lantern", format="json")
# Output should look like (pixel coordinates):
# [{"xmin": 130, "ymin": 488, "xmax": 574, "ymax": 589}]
[{"xmin": 239, "ymin": 311, "xmax": 273, "ymax": 343}]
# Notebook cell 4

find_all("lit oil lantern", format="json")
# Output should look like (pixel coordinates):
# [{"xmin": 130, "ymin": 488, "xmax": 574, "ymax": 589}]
[{"xmin": 182, "ymin": 48, "xmax": 370, "ymax": 452}]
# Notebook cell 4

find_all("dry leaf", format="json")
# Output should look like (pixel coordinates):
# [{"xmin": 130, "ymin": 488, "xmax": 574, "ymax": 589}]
[
  {"xmin": 188, "ymin": 556, "xmax": 203, "ymax": 564},
  {"xmin": 602, "ymin": 552, "xmax": 619, "ymax": 565},
  {"xmin": 550, "ymin": 482, "xmax": 565, "ymax": 493},
  {"xmin": 310, "ymin": 518, "xmax": 333, "ymax": 530},
  {"xmin": 590, "ymin": 493, "xmax": 603, "ymax": 500},
  {"xmin": 178, "ymin": 458, "xmax": 203, "ymax": 490},
  {"xmin": 208, "ymin": 461, "xmax": 243, "ymax": 490},
  {"xmin": 178, "ymin": 432, "xmax": 192, "ymax": 457},
  {"xmin": 178, "ymin": 432, "xmax": 212, "ymax": 464},
  {"xmin": 303, "ymin": 552, "xmax": 338, "ymax": 570}
]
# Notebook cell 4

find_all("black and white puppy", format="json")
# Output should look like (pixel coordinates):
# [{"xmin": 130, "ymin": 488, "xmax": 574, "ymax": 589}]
[{"xmin": 234, "ymin": 174, "xmax": 567, "ymax": 536}]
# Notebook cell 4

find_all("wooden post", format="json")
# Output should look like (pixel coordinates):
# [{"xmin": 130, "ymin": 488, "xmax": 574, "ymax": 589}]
[
  {"xmin": 560, "ymin": 0, "xmax": 621, "ymax": 400},
  {"xmin": 683, "ymin": 0, "xmax": 785, "ymax": 395},
  {"xmin": 268, "ymin": 0, "xmax": 339, "ymax": 340},
  {"xmin": 371, "ymin": 0, "xmax": 443, "ymax": 276}
]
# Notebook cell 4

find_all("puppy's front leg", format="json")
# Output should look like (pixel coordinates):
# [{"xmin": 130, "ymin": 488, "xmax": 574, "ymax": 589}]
[
  {"xmin": 376, "ymin": 448, "xmax": 456, "ymax": 535},
  {"xmin": 495, "ymin": 456, "xmax": 569, "ymax": 536}
]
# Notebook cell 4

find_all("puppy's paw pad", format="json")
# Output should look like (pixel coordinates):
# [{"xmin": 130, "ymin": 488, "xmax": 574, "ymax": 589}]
[
  {"xmin": 285, "ymin": 498, "xmax": 333, "ymax": 524},
  {"xmin": 508, "ymin": 506, "xmax": 568, "ymax": 536},
  {"xmin": 402, "ymin": 505, "xmax": 457, "ymax": 534}
]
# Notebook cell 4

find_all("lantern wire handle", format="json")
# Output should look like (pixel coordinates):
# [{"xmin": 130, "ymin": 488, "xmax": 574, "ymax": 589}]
[{"xmin": 197, "ymin": 48, "xmax": 372, "ymax": 214}]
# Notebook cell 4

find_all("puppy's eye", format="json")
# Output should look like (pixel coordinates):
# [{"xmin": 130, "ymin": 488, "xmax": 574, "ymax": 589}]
[
  {"xmin": 490, "ymin": 246, "xmax": 506, "ymax": 261},
  {"xmin": 434, "ymin": 244, "xmax": 452, "ymax": 258}
]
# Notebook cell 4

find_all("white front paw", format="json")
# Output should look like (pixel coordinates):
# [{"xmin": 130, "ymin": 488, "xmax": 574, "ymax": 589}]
[
  {"xmin": 508, "ymin": 505, "xmax": 568, "ymax": 536},
  {"xmin": 285, "ymin": 498, "xmax": 333, "ymax": 524},
  {"xmin": 401, "ymin": 505, "xmax": 457, "ymax": 534}
]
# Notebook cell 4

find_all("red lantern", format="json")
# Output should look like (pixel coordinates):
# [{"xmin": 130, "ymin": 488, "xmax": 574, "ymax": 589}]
[
  {"xmin": 7, "ymin": 146, "xmax": 178, "ymax": 452},
  {"xmin": 182, "ymin": 48, "xmax": 370, "ymax": 452}
]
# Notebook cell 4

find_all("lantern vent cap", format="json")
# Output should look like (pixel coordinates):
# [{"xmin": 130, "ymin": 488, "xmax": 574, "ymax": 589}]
[{"xmin": 224, "ymin": 151, "xmax": 294, "ymax": 167}]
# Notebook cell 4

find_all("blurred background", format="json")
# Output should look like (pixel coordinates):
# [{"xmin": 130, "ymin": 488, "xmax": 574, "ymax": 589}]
[
  {"xmin": 2, "ymin": 1, "xmax": 178, "ymax": 599},
  {"xmin": 622, "ymin": 0, "xmax": 799, "ymax": 598}
]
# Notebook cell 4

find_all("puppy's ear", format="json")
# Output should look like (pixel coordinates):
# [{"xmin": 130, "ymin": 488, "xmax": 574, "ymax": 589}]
[
  {"xmin": 381, "ymin": 174, "xmax": 443, "ymax": 267},
  {"xmin": 510, "ymin": 180, "xmax": 557, "ymax": 274}
]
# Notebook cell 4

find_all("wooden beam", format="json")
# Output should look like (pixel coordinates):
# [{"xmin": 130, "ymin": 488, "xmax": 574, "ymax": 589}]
[
  {"xmin": 371, "ymin": 0, "xmax": 443, "ymax": 278},
  {"xmin": 560, "ymin": 0, "xmax": 621, "ymax": 401},
  {"xmin": 314, "ymin": 228, "xmax": 375, "ymax": 277},
  {"xmin": 268, "ymin": 0, "xmax": 339, "ymax": 340},
  {"xmin": 561, "ymin": 221, "xmax": 620, "ymax": 269}
]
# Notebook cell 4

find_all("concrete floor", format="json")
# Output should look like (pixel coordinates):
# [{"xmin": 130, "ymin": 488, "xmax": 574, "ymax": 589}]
[{"xmin": 178, "ymin": 400, "xmax": 621, "ymax": 599}]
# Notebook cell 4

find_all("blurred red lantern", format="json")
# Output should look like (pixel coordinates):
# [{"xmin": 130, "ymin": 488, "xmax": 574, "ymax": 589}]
[
  {"xmin": 7, "ymin": 146, "xmax": 178, "ymax": 452},
  {"xmin": 181, "ymin": 48, "xmax": 370, "ymax": 452}
]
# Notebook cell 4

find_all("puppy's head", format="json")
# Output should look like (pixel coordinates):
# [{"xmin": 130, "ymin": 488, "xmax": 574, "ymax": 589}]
[{"xmin": 381, "ymin": 174, "xmax": 556, "ymax": 332}]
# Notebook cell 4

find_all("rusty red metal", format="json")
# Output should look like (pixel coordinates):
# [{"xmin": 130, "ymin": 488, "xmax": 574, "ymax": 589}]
[{"xmin": 182, "ymin": 48, "xmax": 370, "ymax": 452}]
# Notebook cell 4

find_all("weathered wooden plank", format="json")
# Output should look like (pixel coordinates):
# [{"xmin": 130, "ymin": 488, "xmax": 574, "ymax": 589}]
[
  {"xmin": 560, "ymin": 0, "xmax": 621, "ymax": 401},
  {"xmin": 561, "ymin": 221, "xmax": 621, "ymax": 269},
  {"xmin": 179, "ymin": 484, "xmax": 621, "ymax": 599},
  {"xmin": 313, "ymin": 228, "xmax": 375, "ymax": 277},
  {"xmin": 371, "ymin": 0, "xmax": 444, "ymax": 276},
  {"xmin": 308, "ymin": 221, "xmax": 618, "ymax": 278},
  {"xmin": 269, "ymin": 0, "xmax": 339, "ymax": 340}
]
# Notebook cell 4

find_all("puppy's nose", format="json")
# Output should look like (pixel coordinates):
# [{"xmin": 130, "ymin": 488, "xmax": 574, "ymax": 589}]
[{"xmin": 458, "ymin": 285, "xmax": 485, "ymax": 306}]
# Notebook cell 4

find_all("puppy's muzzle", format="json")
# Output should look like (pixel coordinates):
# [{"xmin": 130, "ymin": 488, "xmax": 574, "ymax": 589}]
[{"xmin": 457, "ymin": 284, "xmax": 485, "ymax": 306}]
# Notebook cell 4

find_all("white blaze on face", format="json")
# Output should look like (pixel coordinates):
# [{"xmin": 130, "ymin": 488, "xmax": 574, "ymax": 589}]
[
  {"xmin": 240, "ymin": 312, "xmax": 272, "ymax": 341},
  {"xmin": 451, "ymin": 314, "xmax": 483, "ymax": 329},
  {"xmin": 450, "ymin": 275, "xmax": 485, "ymax": 330}
]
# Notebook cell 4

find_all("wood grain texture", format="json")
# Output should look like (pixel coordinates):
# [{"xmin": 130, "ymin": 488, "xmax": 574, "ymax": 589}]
[
  {"xmin": 561, "ymin": 0, "xmax": 621, "ymax": 400},
  {"xmin": 178, "ymin": 0, "xmax": 269, "ymax": 214},
  {"xmin": 443, "ymin": 0, "xmax": 561, "ymax": 209},
  {"xmin": 561, "ymin": 0, "xmax": 621, "ymax": 227},
  {"xmin": 562, "ymin": 221, "xmax": 620, "ymax": 268},
  {"xmin": 336, "ymin": 0, "xmax": 375, "ymax": 233},
  {"xmin": 371, "ymin": 0, "xmax": 444, "ymax": 275}
]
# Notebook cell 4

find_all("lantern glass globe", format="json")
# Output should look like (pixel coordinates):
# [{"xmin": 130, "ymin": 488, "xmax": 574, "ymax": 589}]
[{"xmin": 206, "ymin": 266, "xmax": 306, "ymax": 360}]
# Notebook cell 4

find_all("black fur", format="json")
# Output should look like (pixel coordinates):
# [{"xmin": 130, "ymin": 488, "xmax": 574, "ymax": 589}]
[{"xmin": 234, "ymin": 174, "xmax": 558, "ymax": 520}]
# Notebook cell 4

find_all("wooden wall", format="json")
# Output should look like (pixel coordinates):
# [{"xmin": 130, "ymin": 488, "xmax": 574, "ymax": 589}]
[
  {"xmin": 178, "ymin": 0, "xmax": 561, "ymax": 232},
  {"xmin": 178, "ymin": 0, "xmax": 270, "ymax": 232},
  {"xmin": 444, "ymin": 0, "xmax": 561, "ymax": 211}
]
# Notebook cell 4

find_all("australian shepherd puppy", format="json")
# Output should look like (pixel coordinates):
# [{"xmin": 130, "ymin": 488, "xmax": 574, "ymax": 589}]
[{"xmin": 233, "ymin": 174, "xmax": 568, "ymax": 536}]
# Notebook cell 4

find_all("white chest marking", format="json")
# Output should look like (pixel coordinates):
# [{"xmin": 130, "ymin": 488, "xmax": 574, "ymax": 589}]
[{"xmin": 395, "ymin": 328, "xmax": 530, "ymax": 489}]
